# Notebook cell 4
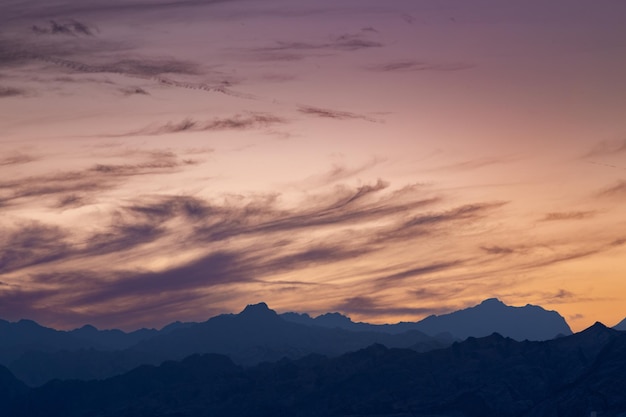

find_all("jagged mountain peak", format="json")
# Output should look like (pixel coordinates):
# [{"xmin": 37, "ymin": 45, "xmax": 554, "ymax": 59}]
[
  {"xmin": 612, "ymin": 317, "xmax": 626, "ymax": 330},
  {"xmin": 479, "ymin": 297, "xmax": 505, "ymax": 306},
  {"xmin": 239, "ymin": 302, "xmax": 279, "ymax": 319},
  {"xmin": 577, "ymin": 321, "xmax": 615, "ymax": 336}
]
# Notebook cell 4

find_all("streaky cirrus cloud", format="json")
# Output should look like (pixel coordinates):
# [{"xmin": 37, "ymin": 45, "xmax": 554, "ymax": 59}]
[
  {"xmin": 298, "ymin": 106, "xmax": 378, "ymax": 122},
  {"xmin": 0, "ymin": 150, "xmax": 197, "ymax": 208},
  {"xmin": 597, "ymin": 180, "xmax": 626, "ymax": 198},
  {"xmin": 0, "ymin": 86, "xmax": 27, "ymax": 97},
  {"xmin": 32, "ymin": 20, "xmax": 97, "ymax": 36},
  {"xmin": 583, "ymin": 139, "xmax": 626, "ymax": 158},
  {"xmin": 542, "ymin": 211, "xmax": 596, "ymax": 221},
  {"xmin": 107, "ymin": 113, "xmax": 286, "ymax": 137},
  {"xmin": 368, "ymin": 60, "xmax": 474, "ymax": 72}
]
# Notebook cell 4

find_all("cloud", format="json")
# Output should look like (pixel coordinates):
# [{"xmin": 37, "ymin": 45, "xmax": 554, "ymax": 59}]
[
  {"xmin": 481, "ymin": 245, "xmax": 515, "ymax": 255},
  {"xmin": 0, "ymin": 86, "xmax": 27, "ymax": 97},
  {"xmin": 0, "ymin": 150, "xmax": 195, "ymax": 207},
  {"xmin": 583, "ymin": 139, "xmax": 626, "ymax": 158},
  {"xmin": 542, "ymin": 211, "xmax": 596, "ymax": 221},
  {"xmin": 369, "ymin": 60, "xmax": 474, "ymax": 72},
  {"xmin": 243, "ymin": 33, "xmax": 382, "ymax": 62},
  {"xmin": 0, "ymin": 152, "xmax": 37, "ymax": 166},
  {"xmin": 0, "ymin": 34, "xmax": 249, "ymax": 98},
  {"xmin": 372, "ymin": 261, "xmax": 463, "ymax": 287},
  {"xmin": 411, "ymin": 286, "xmax": 466, "ymax": 301},
  {"xmin": 258, "ymin": 34, "xmax": 382, "ymax": 53},
  {"xmin": 380, "ymin": 202, "xmax": 508, "ymax": 240},
  {"xmin": 55, "ymin": 194, "xmax": 86, "ymax": 209},
  {"xmin": 333, "ymin": 295, "xmax": 450, "ymax": 317},
  {"xmin": 109, "ymin": 113, "xmax": 285, "ymax": 137},
  {"xmin": 429, "ymin": 155, "xmax": 518, "ymax": 172},
  {"xmin": 121, "ymin": 86, "xmax": 149, "ymax": 96},
  {"xmin": 597, "ymin": 180, "xmax": 626, "ymax": 198},
  {"xmin": 298, "ymin": 106, "xmax": 377, "ymax": 122},
  {"xmin": 0, "ymin": 222, "xmax": 72, "ymax": 274},
  {"xmin": 611, "ymin": 238, "xmax": 626, "ymax": 246},
  {"xmin": 32, "ymin": 20, "xmax": 96, "ymax": 36},
  {"xmin": 299, "ymin": 158, "xmax": 385, "ymax": 188}
]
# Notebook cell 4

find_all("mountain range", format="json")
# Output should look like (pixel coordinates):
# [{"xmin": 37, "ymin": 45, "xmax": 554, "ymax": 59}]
[
  {"xmin": 0, "ymin": 299, "xmax": 590, "ymax": 387},
  {"xmin": 0, "ymin": 299, "xmax": 596, "ymax": 386},
  {"xmin": 281, "ymin": 298, "xmax": 573, "ymax": 340},
  {"xmin": 2, "ymin": 322, "xmax": 625, "ymax": 417},
  {"xmin": 614, "ymin": 317, "xmax": 626, "ymax": 331}
]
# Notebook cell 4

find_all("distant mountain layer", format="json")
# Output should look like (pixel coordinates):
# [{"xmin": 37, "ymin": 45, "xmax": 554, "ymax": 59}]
[
  {"xmin": 282, "ymin": 298, "xmax": 573, "ymax": 341},
  {"xmin": 130, "ymin": 302, "xmax": 447, "ymax": 365},
  {"xmin": 2, "ymin": 323, "xmax": 625, "ymax": 417},
  {"xmin": 0, "ymin": 299, "xmax": 577, "ymax": 386},
  {"xmin": 2, "ymin": 303, "xmax": 448, "ymax": 386},
  {"xmin": 614, "ymin": 317, "xmax": 626, "ymax": 330}
]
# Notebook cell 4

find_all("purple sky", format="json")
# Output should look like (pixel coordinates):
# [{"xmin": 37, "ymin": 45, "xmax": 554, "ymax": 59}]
[{"xmin": 1, "ymin": 0, "xmax": 626, "ymax": 331}]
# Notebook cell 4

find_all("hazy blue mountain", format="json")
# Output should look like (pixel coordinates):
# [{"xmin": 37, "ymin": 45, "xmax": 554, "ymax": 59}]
[
  {"xmin": 0, "ymin": 299, "xmax": 576, "ymax": 386},
  {"xmin": 3, "ymin": 303, "xmax": 446, "ymax": 385},
  {"xmin": 413, "ymin": 298, "xmax": 572, "ymax": 340},
  {"xmin": 7, "ymin": 322, "xmax": 626, "ymax": 417},
  {"xmin": 131, "ymin": 302, "xmax": 447, "ymax": 366},
  {"xmin": 8, "ymin": 348, "xmax": 163, "ymax": 387},
  {"xmin": 280, "ymin": 311, "xmax": 445, "ymax": 335},
  {"xmin": 282, "ymin": 298, "xmax": 572, "ymax": 341},
  {"xmin": 0, "ymin": 317, "xmax": 193, "ymax": 367},
  {"xmin": 0, "ymin": 364, "xmax": 27, "ymax": 404},
  {"xmin": 614, "ymin": 317, "xmax": 626, "ymax": 330},
  {"xmin": 67, "ymin": 325, "xmax": 159, "ymax": 350},
  {"xmin": 0, "ymin": 319, "xmax": 193, "ymax": 385},
  {"xmin": 0, "ymin": 319, "xmax": 96, "ymax": 364}
]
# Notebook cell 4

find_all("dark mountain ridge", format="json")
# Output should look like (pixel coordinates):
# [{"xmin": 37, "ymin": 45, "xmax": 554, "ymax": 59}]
[
  {"xmin": 130, "ymin": 302, "xmax": 445, "ymax": 365},
  {"xmin": 281, "ymin": 298, "xmax": 573, "ymax": 341},
  {"xmin": 0, "ymin": 299, "xmax": 587, "ymax": 387},
  {"xmin": 2, "ymin": 303, "xmax": 447, "ymax": 386},
  {"xmin": 3, "ymin": 322, "xmax": 625, "ymax": 417}
]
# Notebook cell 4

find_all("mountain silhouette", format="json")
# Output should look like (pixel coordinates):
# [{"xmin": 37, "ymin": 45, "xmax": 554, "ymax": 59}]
[
  {"xmin": 68, "ymin": 324, "xmax": 160, "ymax": 350},
  {"xmin": 0, "ymin": 300, "xmax": 576, "ymax": 386},
  {"xmin": 4, "ymin": 322, "xmax": 625, "ymax": 417},
  {"xmin": 0, "ymin": 364, "xmax": 27, "ymax": 404},
  {"xmin": 130, "ymin": 302, "xmax": 446, "ymax": 366},
  {"xmin": 614, "ymin": 317, "xmax": 626, "ymax": 330},
  {"xmin": 282, "ymin": 298, "xmax": 573, "ymax": 341},
  {"xmin": 0, "ymin": 318, "xmax": 96, "ymax": 364},
  {"xmin": 414, "ymin": 297, "xmax": 572, "ymax": 340}
]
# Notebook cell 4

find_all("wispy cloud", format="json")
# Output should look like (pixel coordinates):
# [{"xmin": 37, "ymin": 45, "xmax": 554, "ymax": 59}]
[
  {"xmin": 298, "ymin": 106, "xmax": 378, "ymax": 122},
  {"xmin": 597, "ymin": 180, "xmax": 626, "ymax": 198},
  {"xmin": 428, "ymin": 155, "xmax": 519, "ymax": 172},
  {"xmin": 333, "ymin": 295, "xmax": 451, "ymax": 317},
  {"xmin": 583, "ymin": 139, "xmax": 626, "ymax": 158},
  {"xmin": 0, "ymin": 222, "xmax": 72, "ymax": 274},
  {"xmin": 0, "ymin": 86, "xmax": 27, "ymax": 97},
  {"xmin": 542, "ymin": 211, "xmax": 596, "ymax": 221},
  {"xmin": 372, "ymin": 261, "xmax": 463, "ymax": 288},
  {"xmin": 0, "ymin": 152, "xmax": 37, "ymax": 166},
  {"xmin": 243, "ymin": 32, "xmax": 382, "ymax": 62},
  {"xmin": 0, "ymin": 150, "xmax": 196, "ymax": 208},
  {"xmin": 108, "ymin": 113, "xmax": 285, "ymax": 137},
  {"xmin": 257, "ymin": 34, "xmax": 382, "ymax": 53},
  {"xmin": 369, "ymin": 60, "xmax": 474, "ymax": 72},
  {"xmin": 0, "ymin": 177, "xmax": 510, "ymax": 328},
  {"xmin": 32, "ymin": 20, "xmax": 97, "ymax": 37},
  {"xmin": 299, "ymin": 158, "xmax": 385, "ymax": 188},
  {"xmin": 481, "ymin": 245, "xmax": 515, "ymax": 255}
]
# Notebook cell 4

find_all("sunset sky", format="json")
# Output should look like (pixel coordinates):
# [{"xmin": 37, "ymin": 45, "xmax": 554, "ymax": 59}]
[{"xmin": 1, "ymin": 0, "xmax": 625, "ymax": 332}]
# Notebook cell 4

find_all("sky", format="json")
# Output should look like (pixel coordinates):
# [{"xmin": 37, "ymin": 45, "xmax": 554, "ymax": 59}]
[{"xmin": 1, "ymin": 0, "xmax": 625, "ymax": 332}]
